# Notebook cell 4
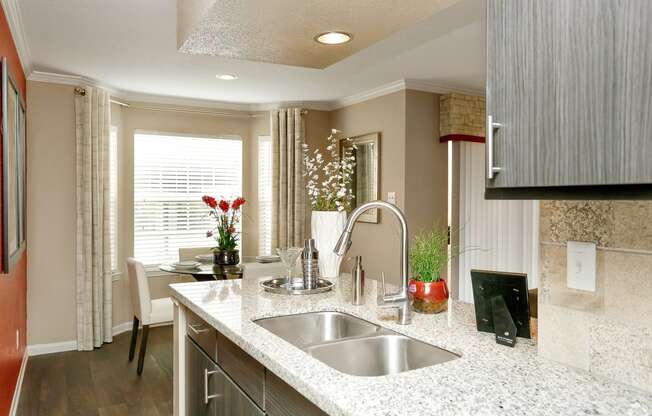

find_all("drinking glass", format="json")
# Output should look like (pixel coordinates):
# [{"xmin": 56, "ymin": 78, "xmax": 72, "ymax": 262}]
[{"xmin": 277, "ymin": 247, "xmax": 302, "ymax": 288}]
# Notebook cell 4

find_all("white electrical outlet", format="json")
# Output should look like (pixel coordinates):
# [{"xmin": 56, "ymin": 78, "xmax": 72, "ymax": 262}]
[
  {"xmin": 387, "ymin": 192, "xmax": 396, "ymax": 205},
  {"xmin": 566, "ymin": 241, "xmax": 597, "ymax": 292}
]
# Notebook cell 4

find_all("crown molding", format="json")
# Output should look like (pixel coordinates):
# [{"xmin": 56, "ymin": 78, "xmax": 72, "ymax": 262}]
[
  {"xmin": 331, "ymin": 79, "xmax": 406, "ymax": 110},
  {"xmin": 27, "ymin": 70, "xmax": 485, "ymax": 113},
  {"xmin": 28, "ymin": 70, "xmax": 260, "ymax": 112},
  {"xmin": 253, "ymin": 101, "xmax": 334, "ymax": 112},
  {"xmin": 28, "ymin": 70, "xmax": 101, "ymax": 87},
  {"xmin": 120, "ymin": 90, "xmax": 259, "ymax": 113},
  {"xmin": 1, "ymin": 0, "xmax": 32, "ymax": 74},
  {"xmin": 404, "ymin": 79, "xmax": 485, "ymax": 97},
  {"xmin": 329, "ymin": 78, "xmax": 484, "ymax": 110}
]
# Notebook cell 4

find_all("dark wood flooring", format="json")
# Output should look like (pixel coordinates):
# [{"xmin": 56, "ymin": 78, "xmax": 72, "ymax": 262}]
[{"xmin": 17, "ymin": 326, "xmax": 173, "ymax": 416}]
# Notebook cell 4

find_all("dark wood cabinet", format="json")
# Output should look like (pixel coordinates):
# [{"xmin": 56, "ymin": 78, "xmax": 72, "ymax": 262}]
[
  {"xmin": 186, "ymin": 336, "xmax": 264, "ymax": 416},
  {"xmin": 265, "ymin": 372, "xmax": 328, "ymax": 416},
  {"xmin": 184, "ymin": 311, "xmax": 329, "ymax": 416},
  {"xmin": 486, "ymin": 0, "xmax": 652, "ymax": 199},
  {"xmin": 185, "ymin": 337, "xmax": 220, "ymax": 416},
  {"xmin": 217, "ymin": 332, "xmax": 266, "ymax": 408}
]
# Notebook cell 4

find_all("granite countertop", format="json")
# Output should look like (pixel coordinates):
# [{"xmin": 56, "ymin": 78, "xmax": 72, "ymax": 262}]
[{"xmin": 169, "ymin": 276, "xmax": 652, "ymax": 416}]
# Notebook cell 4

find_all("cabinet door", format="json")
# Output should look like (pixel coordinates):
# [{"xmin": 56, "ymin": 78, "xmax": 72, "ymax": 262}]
[
  {"xmin": 186, "ymin": 337, "xmax": 219, "ymax": 416},
  {"xmin": 219, "ymin": 374, "xmax": 264, "ymax": 416},
  {"xmin": 487, "ymin": 0, "xmax": 652, "ymax": 190},
  {"xmin": 265, "ymin": 372, "xmax": 328, "ymax": 416}
]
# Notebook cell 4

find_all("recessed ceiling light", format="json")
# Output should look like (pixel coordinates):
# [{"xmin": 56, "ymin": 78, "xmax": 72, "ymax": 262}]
[
  {"xmin": 216, "ymin": 74, "xmax": 238, "ymax": 80},
  {"xmin": 314, "ymin": 32, "xmax": 352, "ymax": 45}
]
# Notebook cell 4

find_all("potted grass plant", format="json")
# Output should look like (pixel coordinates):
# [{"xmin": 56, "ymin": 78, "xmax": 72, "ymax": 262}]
[{"xmin": 408, "ymin": 227, "xmax": 450, "ymax": 314}]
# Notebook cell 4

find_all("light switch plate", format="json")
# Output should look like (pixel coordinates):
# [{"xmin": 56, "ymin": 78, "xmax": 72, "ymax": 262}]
[
  {"xmin": 566, "ymin": 241, "xmax": 597, "ymax": 292},
  {"xmin": 387, "ymin": 192, "xmax": 396, "ymax": 205}
]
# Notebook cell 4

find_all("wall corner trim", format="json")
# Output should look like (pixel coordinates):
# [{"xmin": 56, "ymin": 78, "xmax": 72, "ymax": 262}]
[
  {"xmin": 8, "ymin": 350, "xmax": 27, "ymax": 416},
  {"xmin": 0, "ymin": 0, "xmax": 31, "ymax": 74}
]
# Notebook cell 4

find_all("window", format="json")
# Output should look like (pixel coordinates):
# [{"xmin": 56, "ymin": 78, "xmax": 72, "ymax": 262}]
[
  {"xmin": 109, "ymin": 126, "xmax": 119, "ymax": 272},
  {"xmin": 134, "ymin": 132, "xmax": 242, "ymax": 266},
  {"xmin": 258, "ymin": 136, "xmax": 272, "ymax": 255}
]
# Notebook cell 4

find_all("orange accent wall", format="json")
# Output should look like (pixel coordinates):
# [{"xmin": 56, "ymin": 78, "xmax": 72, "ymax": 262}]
[{"xmin": 0, "ymin": 3, "xmax": 27, "ymax": 415}]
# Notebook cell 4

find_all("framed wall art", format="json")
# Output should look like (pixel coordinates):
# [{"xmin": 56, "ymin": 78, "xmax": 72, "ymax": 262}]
[{"xmin": 1, "ymin": 57, "xmax": 26, "ymax": 273}]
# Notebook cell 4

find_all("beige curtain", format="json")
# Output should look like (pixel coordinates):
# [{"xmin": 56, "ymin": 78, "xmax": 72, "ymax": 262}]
[
  {"xmin": 75, "ymin": 86, "xmax": 112, "ymax": 350},
  {"xmin": 271, "ymin": 108, "xmax": 306, "ymax": 249}
]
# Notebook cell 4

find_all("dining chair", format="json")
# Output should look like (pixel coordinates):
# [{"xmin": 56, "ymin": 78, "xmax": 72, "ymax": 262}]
[
  {"xmin": 178, "ymin": 246, "xmax": 213, "ymax": 261},
  {"xmin": 125, "ymin": 257, "xmax": 173, "ymax": 375}
]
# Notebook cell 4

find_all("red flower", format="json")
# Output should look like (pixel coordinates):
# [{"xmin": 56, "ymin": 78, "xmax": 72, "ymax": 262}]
[
  {"xmin": 228, "ymin": 227, "xmax": 236, "ymax": 233},
  {"xmin": 231, "ymin": 197, "xmax": 246, "ymax": 210},
  {"xmin": 202, "ymin": 195, "xmax": 217, "ymax": 209},
  {"xmin": 218, "ymin": 200, "xmax": 230, "ymax": 213}
]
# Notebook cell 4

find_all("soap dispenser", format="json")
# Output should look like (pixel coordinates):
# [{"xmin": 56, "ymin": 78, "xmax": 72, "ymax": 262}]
[{"xmin": 352, "ymin": 256, "xmax": 364, "ymax": 305}]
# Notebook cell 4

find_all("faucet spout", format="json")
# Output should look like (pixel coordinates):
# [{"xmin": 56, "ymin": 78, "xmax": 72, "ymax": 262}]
[
  {"xmin": 334, "ymin": 200, "xmax": 411, "ymax": 324},
  {"xmin": 333, "ymin": 230, "xmax": 352, "ymax": 256}
]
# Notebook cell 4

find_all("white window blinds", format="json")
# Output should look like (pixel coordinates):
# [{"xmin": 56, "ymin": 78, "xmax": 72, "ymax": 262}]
[
  {"xmin": 109, "ymin": 126, "xmax": 118, "ymax": 272},
  {"xmin": 258, "ymin": 136, "xmax": 272, "ymax": 255},
  {"xmin": 134, "ymin": 132, "xmax": 243, "ymax": 266}
]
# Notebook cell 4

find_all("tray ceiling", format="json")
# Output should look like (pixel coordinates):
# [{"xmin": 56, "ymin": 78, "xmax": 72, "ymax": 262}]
[
  {"xmin": 178, "ymin": 0, "xmax": 463, "ymax": 68},
  {"xmin": 18, "ymin": 0, "xmax": 485, "ymax": 105}
]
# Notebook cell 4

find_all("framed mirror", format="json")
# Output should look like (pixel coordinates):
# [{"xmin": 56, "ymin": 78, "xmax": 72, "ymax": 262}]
[
  {"xmin": 340, "ymin": 132, "xmax": 380, "ymax": 223},
  {"xmin": 2, "ymin": 57, "xmax": 27, "ymax": 273}
]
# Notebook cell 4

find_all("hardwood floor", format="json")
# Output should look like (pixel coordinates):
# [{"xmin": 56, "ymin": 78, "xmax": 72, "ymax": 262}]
[{"xmin": 17, "ymin": 326, "xmax": 173, "ymax": 416}]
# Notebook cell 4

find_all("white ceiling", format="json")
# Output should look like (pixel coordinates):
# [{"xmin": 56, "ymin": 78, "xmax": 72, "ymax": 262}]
[
  {"xmin": 17, "ymin": 0, "xmax": 486, "ymax": 107},
  {"xmin": 178, "ymin": 0, "xmax": 468, "ymax": 69}
]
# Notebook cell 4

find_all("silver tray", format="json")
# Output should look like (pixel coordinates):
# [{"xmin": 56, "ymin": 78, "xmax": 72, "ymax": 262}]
[{"xmin": 260, "ymin": 277, "xmax": 334, "ymax": 295}]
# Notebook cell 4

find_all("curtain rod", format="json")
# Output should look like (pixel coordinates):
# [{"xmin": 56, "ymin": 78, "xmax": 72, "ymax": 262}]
[{"xmin": 74, "ymin": 87, "xmax": 130, "ymax": 107}]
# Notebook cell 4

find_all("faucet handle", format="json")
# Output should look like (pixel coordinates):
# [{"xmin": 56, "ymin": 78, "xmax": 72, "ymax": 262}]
[{"xmin": 377, "ymin": 272, "xmax": 387, "ymax": 303}]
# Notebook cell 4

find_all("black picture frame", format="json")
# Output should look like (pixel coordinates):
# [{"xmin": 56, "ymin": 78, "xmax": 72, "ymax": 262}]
[
  {"xmin": 470, "ymin": 269, "xmax": 531, "ymax": 339},
  {"xmin": 1, "ymin": 56, "xmax": 26, "ymax": 273}
]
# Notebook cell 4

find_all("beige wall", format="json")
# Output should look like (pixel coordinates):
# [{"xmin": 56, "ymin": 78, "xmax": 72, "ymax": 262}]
[
  {"xmin": 303, "ymin": 109, "xmax": 333, "ymax": 231},
  {"xmin": 538, "ymin": 201, "xmax": 652, "ymax": 393},
  {"xmin": 27, "ymin": 81, "xmax": 446, "ymax": 343},
  {"xmin": 330, "ymin": 90, "xmax": 448, "ymax": 284},
  {"xmin": 331, "ymin": 91, "xmax": 407, "ymax": 282},
  {"xmin": 405, "ymin": 90, "xmax": 447, "ymax": 238},
  {"xmin": 26, "ymin": 81, "xmax": 77, "ymax": 344},
  {"xmin": 26, "ymin": 81, "xmax": 270, "ymax": 344}
]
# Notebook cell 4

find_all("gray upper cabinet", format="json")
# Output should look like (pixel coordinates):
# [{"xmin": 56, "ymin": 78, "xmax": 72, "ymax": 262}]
[{"xmin": 486, "ymin": 0, "xmax": 652, "ymax": 199}]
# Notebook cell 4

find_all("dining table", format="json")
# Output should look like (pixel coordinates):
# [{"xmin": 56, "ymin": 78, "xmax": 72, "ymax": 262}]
[{"xmin": 158, "ymin": 263, "xmax": 244, "ymax": 281}]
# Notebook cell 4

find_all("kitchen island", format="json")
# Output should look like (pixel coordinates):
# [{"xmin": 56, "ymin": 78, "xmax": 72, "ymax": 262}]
[{"xmin": 169, "ymin": 275, "xmax": 652, "ymax": 416}]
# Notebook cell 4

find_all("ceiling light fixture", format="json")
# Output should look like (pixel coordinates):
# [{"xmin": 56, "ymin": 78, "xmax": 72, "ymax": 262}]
[
  {"xmin": 314, "ymin": 31, "xmax": 352, "ymax": 45},
  {"xmin": 216, "ymin": 74, "xmax": 238, "ymax": 80}
]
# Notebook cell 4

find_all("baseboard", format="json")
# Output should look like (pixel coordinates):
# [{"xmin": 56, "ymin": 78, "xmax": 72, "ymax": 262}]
[
  {"xmin": 27, "ymin": 321, "xmax": 173, "ymax": 356},
  {"xmin": 9, "ymin": 350, "xmax": 28, "ymax": 415},
  {"xmin": 27, "ymin": 340, "xmax": 78, "ymax": 356},
  {"xmin": 112, "ymin": 321, "xmax": 133, "ymax": 336}
]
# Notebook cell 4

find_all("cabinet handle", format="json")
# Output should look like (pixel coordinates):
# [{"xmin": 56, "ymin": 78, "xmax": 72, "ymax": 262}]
[
  {"xmin": 204, "ymin": 368, "xmax": 220, "ymax": 404},
  {"xmin": 487, "ymin": 115, "xmax": 503, "ymax": 179},
  {"xmin": 188, "ymin": 324, "xmax": 209, "ymax": 334}
]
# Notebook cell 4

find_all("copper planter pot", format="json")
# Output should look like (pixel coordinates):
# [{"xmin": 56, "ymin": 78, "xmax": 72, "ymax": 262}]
[{"xmin": 408, "ymin": 279, "xmax": 449, "ymax": 314}]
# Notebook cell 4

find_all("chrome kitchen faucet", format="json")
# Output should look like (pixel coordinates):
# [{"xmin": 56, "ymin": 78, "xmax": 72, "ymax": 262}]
[{"xmin": 333, "ymin": 201, "xmax": 412, "ymax": 325}]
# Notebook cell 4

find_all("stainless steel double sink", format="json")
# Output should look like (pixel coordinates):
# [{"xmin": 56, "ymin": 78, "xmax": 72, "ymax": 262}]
[{"xmin": 254, "ymin": 311, "xmax": 459, "ymax": 377}]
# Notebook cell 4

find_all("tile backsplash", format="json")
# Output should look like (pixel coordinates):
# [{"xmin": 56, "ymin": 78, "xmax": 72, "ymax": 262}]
[{"xmin": 539, "ymin": 201, "xmax": 652, "ymax": 393}]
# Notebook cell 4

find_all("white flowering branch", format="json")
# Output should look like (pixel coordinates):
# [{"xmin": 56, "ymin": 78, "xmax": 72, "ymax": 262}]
[{"xmin": 302, "ymin": 129, "xmax": 356, "ymax": 212}]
